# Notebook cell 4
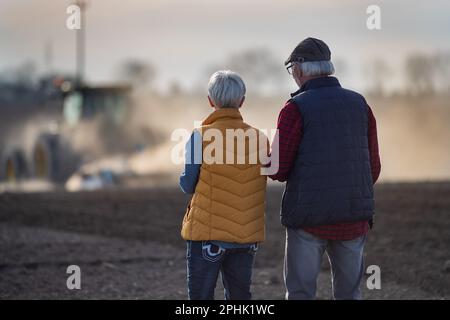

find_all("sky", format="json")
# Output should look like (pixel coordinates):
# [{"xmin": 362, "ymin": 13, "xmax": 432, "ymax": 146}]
[{"xmin": 1, "ymin": 0, "xmax": 450, "ymax": 93}]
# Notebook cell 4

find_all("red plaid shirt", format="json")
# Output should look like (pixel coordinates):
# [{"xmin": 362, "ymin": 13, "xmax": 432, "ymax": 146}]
[{"xmin": 270, "ymin": 101, "xmax": 381, "ymax": 240}]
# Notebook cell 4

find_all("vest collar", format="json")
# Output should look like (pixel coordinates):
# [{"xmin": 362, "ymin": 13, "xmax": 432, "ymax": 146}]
[
  {"xmin": 202, "ymin": 107, "xmax": 243, "ymax": 125},
  {"xmin": 290, "ymin": 76, "xmax": 341, "ymax": 97}
]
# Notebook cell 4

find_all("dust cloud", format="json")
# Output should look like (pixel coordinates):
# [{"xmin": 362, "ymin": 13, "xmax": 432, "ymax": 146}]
[{"xmin": 130, "ymin": 93, "xmax": 450, "ymax": 182}]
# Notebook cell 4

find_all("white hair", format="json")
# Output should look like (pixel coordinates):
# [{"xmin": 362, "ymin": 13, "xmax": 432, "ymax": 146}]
[
  {"xmin": 207, "ymin": 70, "xmax": 246, "ymax": 108},
  {"xmin": 295, "ymin": 60, "xmax": 335, "ymax": 77}
]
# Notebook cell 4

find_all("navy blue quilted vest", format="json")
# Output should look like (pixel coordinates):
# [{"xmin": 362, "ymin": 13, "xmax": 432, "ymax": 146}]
[{"xmin": 281, "ymin": 77, "xmax": 374, "ymax": 228}]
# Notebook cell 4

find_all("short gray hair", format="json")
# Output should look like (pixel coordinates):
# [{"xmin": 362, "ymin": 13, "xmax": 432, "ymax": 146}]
[
  {"xmin": 295, "ymin": 60, "xmax": 335, "ymax": 77},
  {"xmin": 207, "ymin": 70, "xmax": 246, "ymax": 108}
]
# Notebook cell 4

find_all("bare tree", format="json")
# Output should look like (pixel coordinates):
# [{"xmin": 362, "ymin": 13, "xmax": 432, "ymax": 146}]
[
  {"xmin": 404, "ymin": 54, "xmax": 435, "ymax": 95},
  {"xmin": 435, "ymin": 52, "xmax": 450, "ymax": 93},
  {"xmin": 333, "ymin": 58, "xmax": 350, "ymax": 79},
  {"xmin": 168, "ymin": 80, "xmax": 183, "ymax": 96},
  {"xmin": 205, "ymin": 48, "xmax": 287, "ymax": 95},
  {"xmin": 118, "ymin": 59, "xmax": 156, "ymax": 89},
  {"xmin": 0, "ymin": 61, "xmax": 37, "ymax": 88},
  {"xmin": 366, "ymin": 58, "xmax": 391, "ymax": 97}
]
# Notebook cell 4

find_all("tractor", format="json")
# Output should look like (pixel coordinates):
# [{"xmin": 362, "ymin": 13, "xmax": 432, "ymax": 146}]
[{"xmin": 0, "ymin": 77, "xmax": 131, "ymax": 185}]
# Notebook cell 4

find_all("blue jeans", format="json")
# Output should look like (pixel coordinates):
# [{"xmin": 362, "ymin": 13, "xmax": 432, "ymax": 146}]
[
  {"xmin": 284, "ymin": 228, "xmax": 366, "ymax": 300},
  {"xmin": 186, "ymin": 241, "xmax": 257, "ymax": 300}
]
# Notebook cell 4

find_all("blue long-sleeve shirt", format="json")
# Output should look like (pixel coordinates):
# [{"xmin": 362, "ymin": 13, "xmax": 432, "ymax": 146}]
[
  {"xmin": 179, "ymin": 130, "xmax": 254, "ymax": 249},
  {"xmin": 179, "ymin": 130, "xmax": 202, "ymax": 194}
]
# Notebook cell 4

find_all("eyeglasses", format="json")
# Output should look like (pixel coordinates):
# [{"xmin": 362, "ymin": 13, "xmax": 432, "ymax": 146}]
[
  {"xmin": 286, "ymin": 59, "xmax": 303, "ymax": 75},
  {"xmin": 286, "ymin": 63, "xmax": 293, "ymax": 75}
]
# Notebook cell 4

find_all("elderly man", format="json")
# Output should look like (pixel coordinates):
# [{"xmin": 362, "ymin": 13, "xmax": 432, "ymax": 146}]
[
  {"xmin": 179, "ymin": 70, "xmax": 268, "ymax": 300},
  {"xmin": 270, "ymin": 38, "xmax": 381, "ymax": 300}
]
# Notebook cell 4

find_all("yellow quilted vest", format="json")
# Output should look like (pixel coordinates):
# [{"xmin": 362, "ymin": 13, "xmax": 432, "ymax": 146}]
[{"xmin": 181, "ymin": 108, "xmax": 267, "ymax": 243}]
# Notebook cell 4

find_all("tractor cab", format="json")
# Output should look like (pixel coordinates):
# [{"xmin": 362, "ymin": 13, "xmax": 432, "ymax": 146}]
[
  {"xmin": 30, "ymin": 83, "xmax": 132, "ymax": 183},
  {"xmin": 63, "ymin": 85, "xmax": 130, "ymax": 126}
]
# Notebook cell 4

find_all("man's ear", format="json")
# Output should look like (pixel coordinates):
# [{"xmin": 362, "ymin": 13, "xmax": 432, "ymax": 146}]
[
  {"xmin": 207, "ymin": 96, "xmax": 215, "ymax": 108},
  {"xmin": 293, "ymin": 64, "xmax": 302, "ymax": 81},
  {"xmin": 293, "ymin": 67, "xmax": 299, "ymax": 78},
  {"xmin": 238, "ymin": 96, "xmax": 245, "ymax": 108}
]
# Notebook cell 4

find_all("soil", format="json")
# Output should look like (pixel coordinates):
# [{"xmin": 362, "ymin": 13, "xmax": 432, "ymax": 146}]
[{"xmin": 0, "ymin": 182, "xmax": 449, "ymax": 299}]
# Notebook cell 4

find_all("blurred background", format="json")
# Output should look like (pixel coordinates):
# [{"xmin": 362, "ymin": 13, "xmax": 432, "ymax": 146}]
[
  {"xmin": 0, "ymin": 0, "xmax": 449, "ymax": 300},
  {"xmin": 1, "ymin": 0, "xmax": 449, "ymax": 191}
]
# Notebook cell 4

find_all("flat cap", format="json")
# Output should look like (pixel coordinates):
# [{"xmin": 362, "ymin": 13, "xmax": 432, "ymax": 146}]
[{"xmin": 285, "ymin": 37, "xmax": 331, "ymax": 65}]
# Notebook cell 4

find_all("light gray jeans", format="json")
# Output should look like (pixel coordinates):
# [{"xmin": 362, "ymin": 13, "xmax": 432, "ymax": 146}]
[{"xmin": 284, "ymin": 228, "xmax": 366, "ymax": 300}]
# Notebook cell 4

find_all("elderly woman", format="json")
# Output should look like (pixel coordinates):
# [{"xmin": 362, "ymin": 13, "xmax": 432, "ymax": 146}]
[{"xmin": 179, "ymin": 70, "xmax": 268, "ymax": 300}]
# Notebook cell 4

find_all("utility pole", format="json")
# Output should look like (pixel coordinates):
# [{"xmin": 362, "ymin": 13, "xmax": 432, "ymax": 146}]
[
  {"xmin": 44, "ymin": 40, "xmax": 53, "ymax": 74},
  {"xmin": 75, "ymin": 0, "xmax": 87, "ymax": 86}
]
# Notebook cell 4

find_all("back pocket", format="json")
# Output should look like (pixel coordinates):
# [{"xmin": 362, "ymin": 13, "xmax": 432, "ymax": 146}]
[{"xmin": 201, "ymin": 241, "xmax": 225, "ymax": 263}]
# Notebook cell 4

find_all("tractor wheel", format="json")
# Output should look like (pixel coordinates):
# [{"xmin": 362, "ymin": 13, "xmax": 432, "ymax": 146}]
[
  {"xmin": 1, "ymin": 149, "xmax": 28, "ymax": 182},
  {"xmin": 33, "ymin": 133, "xmax": 80, "ymax": 182}
]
